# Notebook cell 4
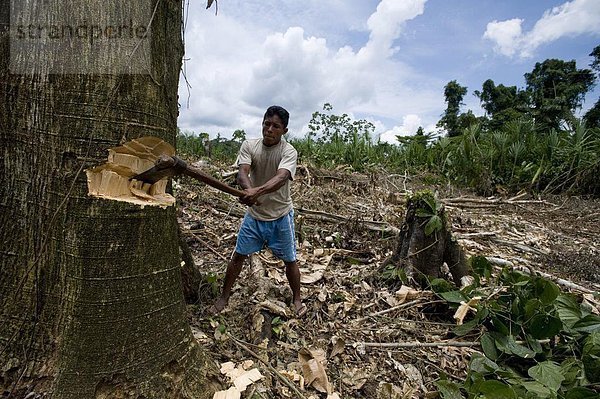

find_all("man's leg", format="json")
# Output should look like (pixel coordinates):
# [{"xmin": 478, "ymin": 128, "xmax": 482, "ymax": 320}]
[
  {"xmin": 284, "ymin": 260, "xmax": 305, "ymax": 316},
  {"xmin": 211, "ymin": 252, "xmax": 247, "ymax": 314}
]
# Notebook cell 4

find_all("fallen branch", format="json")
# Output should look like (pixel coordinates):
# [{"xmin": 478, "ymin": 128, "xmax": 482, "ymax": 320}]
[
  {"xmin": 352, "ymin": 338, "xmax": 550, "ymax": 349},
  {"xmin": 443, "ymin": 196, "xmax": 558, "ymax": 208},
  {"xmin": 227, "ymin": 333, "xmax": 307, "ymax": 399},
  {"xmin": 296, "ymin": 207, "xmax": 400, "ymax": 235},
  {"xmin": 353, "ymin": 299, "xmax": 440, "ymax": 323},
  {"xmin": 353, "ymin": 341, "xmax": 480, "ymax": 349},
  {"xmin": 187, "ymin": 231, "xmax": 229, "ymax": 261},
  {"xmin": 486, "ymin": 257, "xmax": 594, "ymax": 293}
]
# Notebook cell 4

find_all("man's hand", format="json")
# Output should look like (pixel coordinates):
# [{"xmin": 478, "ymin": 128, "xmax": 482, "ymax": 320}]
[{"xmin": 239, "ymin": 187, "xmax": 261, "ymax": 206}]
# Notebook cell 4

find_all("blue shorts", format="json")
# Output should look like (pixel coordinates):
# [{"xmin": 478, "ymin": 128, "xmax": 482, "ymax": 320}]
[{"xmin": 235, "ymin": 210, "xmax": 296, "ymax": 262}]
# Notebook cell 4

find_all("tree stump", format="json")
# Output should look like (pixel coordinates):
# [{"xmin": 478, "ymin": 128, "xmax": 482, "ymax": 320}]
[{"xmin": 382, "ymin": 191, "xmax": 470, "ymax": 286}]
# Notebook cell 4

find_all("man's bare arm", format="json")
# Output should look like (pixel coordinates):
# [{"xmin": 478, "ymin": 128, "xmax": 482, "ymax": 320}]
[{"xmin": 237, "ymin": 166, "xmax": 291, "ymax": 205}]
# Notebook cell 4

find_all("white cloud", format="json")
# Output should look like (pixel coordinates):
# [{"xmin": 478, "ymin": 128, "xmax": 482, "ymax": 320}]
[
  {"xmin": 178, "ymin": 0, "xmax": 437, "ymax": 139},
  {"xmin": 379, "ymin": 114, "xmax": 422, "ymax": 144},
  {"xmin": 483, "ymin": 18, "xmax": 523, "ymax": 57},
  {"xmin": 484, "ymin": 0, "xmax": 600, "ymax": 58}
]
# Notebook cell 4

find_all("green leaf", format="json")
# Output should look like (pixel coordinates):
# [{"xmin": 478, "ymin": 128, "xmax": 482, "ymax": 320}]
[
  {"xmin": 520, "ymin": 381, "xmax": 554, "ymax": 398},
  {"xmin": 572, "ymin": 314, "xmax": 600, "ymax": 333},
  {"xmin": 439, "ymin": 290, "xmax": 469, "ymax": 304},
  {"xmin": 565, "ymin": 387, "xmax": 600, "ymax": 399},
  {"xmin": 494, "ymin": 334, "xmax": 537, "ymax": 358},
  {"xmin": 453, "ymin": 318, "xmax": 479, "ymax": 337},
  {"xmin": 491, "ymin": 316, "xmax": 510, "ymax": 336},
  {"xmin": 582, "ymin": 331, "xmax": 600, "ymax": 383},
  {"xmin": 524, "ymin": 299, "xmax": 543, "ymax": 319},
  {"xmin": 560, "ymin": 358, "xmax": 583, "ymax": 386},
  {"xmin": 534, "ymin": 278, "xmax": 560, "ymax": 305},
  {"xmin": 435, "ymin": 380, "xmax": 464, "ymax": 399},
  {"xmin": 476, "ymin": 380, "xmax": 517, "ymax": 399},
  {"xmin": 529, "ymin": 314, "xmax": 562, "ymax": 339},
  {"xmin": 554, "ymin": 294, "xmax": 582, "ymax": 329},
  {"xmin": 528, "ymin": 361, "xmax": 564, "ymax": 392},
  {"xmin": 469, "ymin": 353, "xmax": 500, "ymax": 374},
  {"xmin": 481, "ymin": 333, "xmax": 498, "ymax": 361},
  {"xmin": 425, "ymin": 214, "xmax": 443, "ymax": 235},
  {"xmin": 471, "ymin": 256, "xmax": 493, "ymax": 278}
]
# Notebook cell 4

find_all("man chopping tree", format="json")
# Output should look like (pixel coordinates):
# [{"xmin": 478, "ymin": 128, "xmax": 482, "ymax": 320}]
[{"xmin": 209, "ymin": 105, "xmax": 306, "ymax": 317}]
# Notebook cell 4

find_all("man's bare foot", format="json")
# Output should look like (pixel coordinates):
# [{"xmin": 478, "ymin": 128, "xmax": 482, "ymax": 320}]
[
  {"xmin": 294, "ymin": 300, "xmax": 307, "ymax": 318},
  {"xmin": 209, "ymin": 297, "xmax": 228, "ymax": 315}
]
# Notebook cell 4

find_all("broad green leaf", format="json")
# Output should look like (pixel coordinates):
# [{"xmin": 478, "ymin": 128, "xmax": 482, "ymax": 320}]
[
  {"xmin": 554, "ymin": 294, "xmax": 582, "ymax": 329},
  {"xmin": 560, "ymin": 358, "xmax": 584, "ymax": 385},
  {"xmin": 534, "ymin": 278, "xmax": 560, "ymax": 305},
  {"xmin": 469, "ymin": 353, "xmax": 499, "ymax": 374},
  {"xmin": 572, "ymin": 314, "xmax": 600, "ymax": 333},
  {"xmin": 525, "ymin": 334, "xmax": 544, "ymax": 354},
  {"xmin": 476, "ymin": 380, "xmax": 517, "ymax": 399},
  {"xmin": 481, "ymin": 333, "xmax": 498, "ymax": 361},
  {"xmin": 435, "ymin": 380, "xmax": 464, "ymax": 399},
  {"xmin": 453, "ymin": 318, "xmax": 479, "ymax": 336},
  {"xmin": 501, "ymin": 335, "xmax": 537, "ymax": 358},
  {"xmin": 524, "ymin": 299, "xmax": 543, "ymax": 319},
  {"xmin": 439, "ymin": 290, "xmax": 469, "ymax": 304},
  {"xmin": 528, "ymin": 361, "xmax": 564, "ymax": 392},
  {"xmin": 582, "ymin": 331, "xmax": 600, "ymax": 383},
  {"xmin": 520, "ymin": 381, "xmax": 554, "ymax": 398},
  {"xmin": 471, "ymin": 256, "xmax": 493, "ymax": 278},
  {"xmin": 491, "ymin": 316, "xmax": 510, "ymax": 336},
  {"xmin": 492, "ymin": 333, "xmax": 536, "ymax": 358},
  {"xmin": 565, "ymin": 387, "xmax": 600, "ymax": 399},
  {"xmin": 425, "ymin": 214, "xmax": 442, "ymax": 235},
  {"xmin": 529, "ymin": 314, "xmax": 562, "ymax": 339}
]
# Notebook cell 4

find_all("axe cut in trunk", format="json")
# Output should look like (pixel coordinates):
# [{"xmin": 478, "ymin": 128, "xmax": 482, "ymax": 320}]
[{"xmin": 86, "ymin": 136, "xmax": 244, "ymax": 207}]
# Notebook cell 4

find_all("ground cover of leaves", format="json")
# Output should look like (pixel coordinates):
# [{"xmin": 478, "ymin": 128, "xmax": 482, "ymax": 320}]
[{"xmin": 175, "ymin": 160, "xmax": 600, "ymax": 399}]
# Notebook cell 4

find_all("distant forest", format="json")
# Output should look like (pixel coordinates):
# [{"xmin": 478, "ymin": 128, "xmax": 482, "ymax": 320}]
[{"xmin": 179, "ymin": 45, "xmax": 600, "ymax": 195}]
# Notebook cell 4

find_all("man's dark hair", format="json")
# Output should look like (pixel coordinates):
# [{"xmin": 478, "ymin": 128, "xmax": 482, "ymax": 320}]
[{"xmin": 264, "ymin": 105, "xmax": 290, "ymax": 128}]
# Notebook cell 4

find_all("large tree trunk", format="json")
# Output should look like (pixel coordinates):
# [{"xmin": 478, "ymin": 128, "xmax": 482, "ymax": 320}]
[{"xmin": 0, "ymin": 1, "xmax": 217, "ymax": 397}]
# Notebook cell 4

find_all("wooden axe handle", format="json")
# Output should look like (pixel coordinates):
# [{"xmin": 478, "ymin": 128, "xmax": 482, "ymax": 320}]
[{"xmin": 178, "ymin": 157, "xmax": 246, "ymax": 198}]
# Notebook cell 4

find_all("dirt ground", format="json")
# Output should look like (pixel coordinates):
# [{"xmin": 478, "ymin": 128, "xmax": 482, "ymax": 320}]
[{"xmin": 176, "ymin": 163, "xmax": 600, "ymax": 398}]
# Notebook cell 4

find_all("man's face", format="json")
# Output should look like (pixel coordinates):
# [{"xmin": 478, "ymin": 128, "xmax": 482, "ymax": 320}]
[{"xmin": 262, "ymin": 114, "xmax": 288, "ymax": 147}]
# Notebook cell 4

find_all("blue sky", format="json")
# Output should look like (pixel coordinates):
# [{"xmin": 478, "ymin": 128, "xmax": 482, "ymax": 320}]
[{"xmin": 177, "ymin": 0, "xmax": 600, "ymax": 143}]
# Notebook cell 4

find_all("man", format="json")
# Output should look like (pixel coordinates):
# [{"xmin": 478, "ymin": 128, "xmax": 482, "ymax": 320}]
[{"xmin": 210, "ymin": 105, "xmax": 306, "ymax": 317}]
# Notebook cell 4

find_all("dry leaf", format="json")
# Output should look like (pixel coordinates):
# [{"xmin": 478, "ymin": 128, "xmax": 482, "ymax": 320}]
[
  {"xmin": 394, "ymin": 285, "xmax": 421, "ymax": 304},
  {"xmin": 330, "ymin": 336, "xmax": 345, "ymax": 357},
  {"xmin": 301, "ymin": 270, "xmax": 325, "ymax": 284},
  {"xmin": 298, "ymin": 348, "xmax": 331, "ymax": 394},
  {"xmin": 453, "ymin": 296, "xmax": 481, "ymax": 325}
]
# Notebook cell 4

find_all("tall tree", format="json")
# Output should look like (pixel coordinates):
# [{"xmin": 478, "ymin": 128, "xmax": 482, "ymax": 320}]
[
  {"xmin": 437, "ymin": 80, "xmax": 467, "ymax": 137},
  {"xmin": 474, "ymin": 79, "xmax": 529, "ymax": 131},
  {"xmin": 525, "ymin": 59, "xmax": 595, "ymax": 131},
  {"xmin": 0, "ymin": 1, "xmax": 216, "ymax": 397},
  {"xmin": 584, "ymin": 45, "xmax": 600, "ymax": 129}
]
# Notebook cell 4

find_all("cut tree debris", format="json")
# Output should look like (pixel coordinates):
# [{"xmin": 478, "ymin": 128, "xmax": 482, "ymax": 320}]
[{"xmin": 177, "ymin": 161, "xmax": 600, "ymax": 398}]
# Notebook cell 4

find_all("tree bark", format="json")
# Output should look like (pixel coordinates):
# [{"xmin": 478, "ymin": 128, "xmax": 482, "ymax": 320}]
[{"xmin": 0, "ymin": 1, "xmax": 217, "ymax": 397}]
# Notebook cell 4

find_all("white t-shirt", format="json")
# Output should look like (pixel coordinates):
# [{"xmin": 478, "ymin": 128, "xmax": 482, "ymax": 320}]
[{"xmin": 237, "ymin": 138, "xmax": 297, "ymax": 221}]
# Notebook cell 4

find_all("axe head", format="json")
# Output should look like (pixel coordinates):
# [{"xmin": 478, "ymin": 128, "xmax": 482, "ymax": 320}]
[{"xmin": 131, "ymin": 155, "xmax": 187, "ymax": 184}]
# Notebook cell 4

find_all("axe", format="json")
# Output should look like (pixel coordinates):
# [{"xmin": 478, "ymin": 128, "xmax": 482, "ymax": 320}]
[{"xmin": 132, "ymin": 154, "xmax": 245, "ymax": 199}]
